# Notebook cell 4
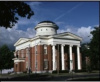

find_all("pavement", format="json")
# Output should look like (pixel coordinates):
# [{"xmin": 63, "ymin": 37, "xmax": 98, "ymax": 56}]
[{"xmin": 0, "ymin": 72, "xmax": 100, "ymax": 81}]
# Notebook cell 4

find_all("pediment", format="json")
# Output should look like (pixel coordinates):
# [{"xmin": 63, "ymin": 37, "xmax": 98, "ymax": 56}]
[
  {"xmin": 14, "ymin": 38, "xmax": 29, "ymax": 46},
  {"xmin": 61, "ymin": 35, "xmax": 75, "ymax": 39},
  {"xmin": 53, "ymin": 32, "xmax": 82, "ymax": 41}
]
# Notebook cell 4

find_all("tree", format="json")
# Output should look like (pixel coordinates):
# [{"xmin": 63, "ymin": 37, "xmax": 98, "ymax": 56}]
[
  {"xmin": 0, "ymin": 1, "xmax": 34, "ymax": 28},
  {"xmin": 89, "ymin": 27, "xmax": 99, "ymax": 70},
  {"xmin": 81, "ymin": 43, "xmax": 91, "ymax": 71},
  {"xmin": 0, "ymin": 44, "xmax": 14, "ymax": 74}
]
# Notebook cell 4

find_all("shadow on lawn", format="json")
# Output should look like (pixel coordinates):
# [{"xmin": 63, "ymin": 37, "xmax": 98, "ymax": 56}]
[
  {"xmin": 69, "ymin": 78, "xmax": 100, "ymax": 81},
  {"xmin": 0, "ymin": 74, "xmax": 52, "ymax": 81}
]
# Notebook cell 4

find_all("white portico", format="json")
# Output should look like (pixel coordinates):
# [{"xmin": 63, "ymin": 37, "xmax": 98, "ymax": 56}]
[
  {"xmin": 49, "ymin": 34, "xmax": 82, "ymax": 71},
  {"xmin": 13, "ymin": 21, "xmax": 82, "ymax": 73}
]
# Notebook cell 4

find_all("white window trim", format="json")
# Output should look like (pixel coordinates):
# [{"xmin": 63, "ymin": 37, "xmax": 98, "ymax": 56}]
[
  {"xmin": 35, "ymin": 60, "xmax": 38, "ymax": 69},
  {"xmin": 26, "ymin": 62, "xmax": 28, "ymax": 69},
  {"xmin": 44, "ymin": 59, "xmax": 48, "ymax": 69},
  {"xmin": 44, "ymin": 45, "xmax": 47, "ymax": 55},
  {"xmin": 26, "ymin": 48, "xmax": 28, "ymax": 57},
  {"xmin": 21, "ymin": 50, "xmax": 24, "ymax": 58}
]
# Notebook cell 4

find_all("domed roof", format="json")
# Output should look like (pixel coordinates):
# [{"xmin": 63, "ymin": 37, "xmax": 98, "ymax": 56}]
[
  {"xmin": 38, "ymin": 21, "xmax": 56, "ymax": 24},
  {"xmin": 35, "ymin": 20, "xmax": 59, "ymax": 30}
]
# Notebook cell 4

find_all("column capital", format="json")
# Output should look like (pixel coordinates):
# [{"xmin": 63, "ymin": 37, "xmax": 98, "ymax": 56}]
[
  {"xmin": 61, "ymin": 44, "xmax": 65, "ymax": 46},
  {"xmin": 52, "ymin": 44, "xmax": 56, "ymax": 46},
  {"xmin": 77, "ymin": 45, "xmax": 81, "ymax": 47},
  {"xmin": 47, "ymin": 44, "xmax": 52, "ymax": 46},
  {"xmin": 69, "ymin": 44, "xmax": 73, "ymax": 47}
]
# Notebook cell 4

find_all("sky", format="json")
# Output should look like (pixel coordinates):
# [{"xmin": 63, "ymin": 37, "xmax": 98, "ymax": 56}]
[{"xmin": 0, "ymin": 1, "xmax": 99, "ymax": 50}]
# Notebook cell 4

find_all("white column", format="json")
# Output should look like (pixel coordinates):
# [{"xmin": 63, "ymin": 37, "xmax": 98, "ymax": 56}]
[
  {"xmin": 69, "ymin": 45, "xmax": 73, "ymax": 71},
  {"xmin": 77, "ymin": 46, "xmax": 81, "ymax": 70},
  {"xmin": 52, "ymin": 45, "xmax": 56, "ymax": 70},
  {"xmin": 61, "ymin": 44, "xmax": 65, "ymax": 70}
]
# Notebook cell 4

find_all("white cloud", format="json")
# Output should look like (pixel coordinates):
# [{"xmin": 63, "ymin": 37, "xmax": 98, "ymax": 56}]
[
  {"xmin": 0, "ymin": 24, "xmax": 35, "ymax": 49},
  {"xmin": 77, "ymin": 26, "xmax": 94, "ymax": 42},
  {"xmin": 0, "ymin": 23, "xmax": 94, "ymax": 50},
  {"xmin": 57, "ymin": 26, "xmax": 94, "ymax": 43}
]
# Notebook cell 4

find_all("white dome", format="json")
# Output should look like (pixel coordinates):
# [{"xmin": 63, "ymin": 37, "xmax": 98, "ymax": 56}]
[{"xmin": 35, "ymin": 21, "xmax": 59, "ymax": 36}]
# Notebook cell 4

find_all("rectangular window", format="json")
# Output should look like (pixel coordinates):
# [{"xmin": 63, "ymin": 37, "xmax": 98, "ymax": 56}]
[
  {"xmin": 35, "ymin": 45, "xmax": 37, "ymax": 54},
  {"xmin": 17, "ymin": 51, "xmax": 20, "ymax": 58},
  {"xmin": 44, "ymin": 45, "xmax": 47, "ymax": 54},
  {"xmin": 21, "ymin": 50, "xmax": 24, "ymax": 58},
  {"xmin": 26, "ymin": 62, "xmax": 28, "ymax": 69},
  {"xmin": 35, "ymin": 60, "xmax": 38, "ymax": 69},
  {"xmin": 26, "ymin": 48, "xmax": 28, "ymax": 57},
  {"xmin": 44, "ymin": 59, "xmax": 48, "ymax": 69}
]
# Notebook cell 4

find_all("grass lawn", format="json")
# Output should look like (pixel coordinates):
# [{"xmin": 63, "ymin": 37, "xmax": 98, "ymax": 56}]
[
  {"xmin": 69, "ymin": 77, "xmax": 100, "ymax": 81},
  {"xmin": 0, "ymin": 70, "xmax": 99, "ymax": 81}
]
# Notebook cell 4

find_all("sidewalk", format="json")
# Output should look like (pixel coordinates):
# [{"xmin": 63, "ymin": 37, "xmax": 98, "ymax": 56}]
[{"xmin": 0, "ymin": 71, "xmax": 99, "ymax": 81}]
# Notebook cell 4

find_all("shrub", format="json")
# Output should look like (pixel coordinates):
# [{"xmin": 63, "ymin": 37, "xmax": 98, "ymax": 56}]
[
  {"xmin": 52, "ymin": 70, "xmax": 69, "ymax": 73},
  {"xmin": 23, "ymin": 71, "xmax": 27, "ymax": 73},
  {"xmin": 74, "ymin": 69, "xmax": 86, "ymax": 73}
]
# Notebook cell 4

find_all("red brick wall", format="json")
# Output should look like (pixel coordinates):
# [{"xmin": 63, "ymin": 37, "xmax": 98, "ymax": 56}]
[
  {"xmin": 72, "ymin": 53, "xmax": 75, "ymax": 70},
  {"xmin": 47, "ymin": 45, "xmax": 52, "ymax": 70},
  {"xmin": 16, "ymin": 63, "xmax": 20, "ymax": 72},
  {"xmin": 14, "ymin": 45, "xmax": 82, "ymax": 72},
  {"xmin": 36, "ymin": 45, "xmax": 44, "ymax": 71},
  {"xmin": 56, "ymin": 48, "xmax": 60, "ymax": 70},
  {"xmin": 64, "ymin": 53, "xmax": 68, "ymax": 70},
  {"xmin": 39, "ymin": 45, "xmax": 44, "ymax": 71}
]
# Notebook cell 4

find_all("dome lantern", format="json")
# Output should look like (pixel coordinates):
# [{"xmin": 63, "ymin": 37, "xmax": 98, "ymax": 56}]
[{"xmin": 35, "ymin": 21, "xmax": 59, "ymax": 36}]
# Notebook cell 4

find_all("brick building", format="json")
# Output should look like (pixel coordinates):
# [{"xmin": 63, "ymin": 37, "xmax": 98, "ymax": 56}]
[{"xmin": 13, "ymin": 21, "xmax": 82, "ymax": 73}]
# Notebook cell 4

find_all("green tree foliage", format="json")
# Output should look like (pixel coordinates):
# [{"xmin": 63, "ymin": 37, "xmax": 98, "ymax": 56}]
[
  {"xmin": 0, "ymin": 1, "xmax": 34, "ymax": 28},
  {"xmin": 81, "ymin": 43, "xmax": 90, "ymax": 70},
  {"xmin": 89, "ymin": 27, "xmax": 99, "ymax": 69},
  {"xmin": 0, "ymin": 44, "xmax": 14, "ymax": 73}
]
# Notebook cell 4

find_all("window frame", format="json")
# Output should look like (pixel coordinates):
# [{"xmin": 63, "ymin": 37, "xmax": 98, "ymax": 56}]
[
  {"xmin": 44, "ymin": 45, "xmax": 47, "ymax": 55},
  {"xmin": 44, "ymin": 59, "xmax": 48, "ymax": 69},
  {"xmin": 21, "ymin": 49, "xmax": 24, "ymax": 58},
  {"xmin": 26, "ymin": 48, "xmax": 29, "ymax": 57}
]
